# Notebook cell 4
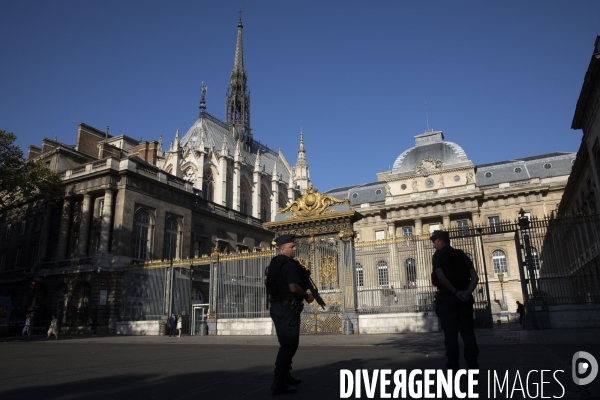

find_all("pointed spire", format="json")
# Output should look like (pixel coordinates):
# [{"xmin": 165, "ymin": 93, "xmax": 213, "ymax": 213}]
[
  {"xmin": 272, "ymin": 161, "xmax": 278, "ymax": 182},
  {"xmin": 220, "ymin": 133, "xmax": 228, "ymax": 157},
  {"xmin": 199, "ymin": 82, "xmax": 207, "ymax": 117},
  {"xmin": 174, "ymin": 129, "xmax": 180, "ymax": 150},
  {"xmin": 297, "ymin": 129, "xmax": 307, "ymax": 167},
  {"xmin": 226, "ymin": 17, "xmax": 250, "ymax": 131},
  {"xmin": 234, "ymin": 140, "xmax": 242, "ymax": 162},
  {"xmin": 233, "ymin": 17, "xmax": 244, "ymax": 75},
  {"xmin": 254, "ymin": 149, "xmax": 261, "ymax": 172},
  {"xmin": 157, "ymin": 134, "xmax": 163, "ymax": 156}
]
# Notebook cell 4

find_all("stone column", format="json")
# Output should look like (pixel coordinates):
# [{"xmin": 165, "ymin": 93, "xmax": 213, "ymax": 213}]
[
  {"xmin": 387, "ymin": 222, "xmax": 395, "ymax": 238},
  {"xmin": 99, "ymin": 189, "xmax": 114, "ymax": 253},
  {"xmin": 471, "ymin": 211, "xmax": 481, "ymax": 226},
  {"xmin": 252, "ymin": 172, "xmax": 261, "ymax": 219},
  {"xmin": 271, "ymin": 179, "xmax": 278, "ymax": 222},
  {"xmin": 77, "ymin": 194, "xmax": 92, "ymax": 256},
  {"xmin": 232, "ymin": 161, "xmax": 241, "ymax": 212},
  {"xmin": 414, "ymin": 218, "xmax": 423, "ymax": 236},
  {"xmin": 55, "ymin": 198, "xmax": 73, "ymax": 260},
  {"xmin": 442, "ymin": 215, "xmax": 451, "ymax": 230}
]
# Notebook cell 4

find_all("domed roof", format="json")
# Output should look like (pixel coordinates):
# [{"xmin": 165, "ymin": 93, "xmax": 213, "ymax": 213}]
[{"xmin": 392, "ymin": 131, "xmax": 468, "ymax": 173}]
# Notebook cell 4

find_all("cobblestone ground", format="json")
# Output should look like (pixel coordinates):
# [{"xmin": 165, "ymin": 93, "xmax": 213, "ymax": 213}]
[{"xmin": 1, "ymin": 324, "xmax": 599, "ymax": 400}]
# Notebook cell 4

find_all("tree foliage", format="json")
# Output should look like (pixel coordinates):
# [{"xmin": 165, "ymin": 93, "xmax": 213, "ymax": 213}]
[{"xmin": 0, "ymin": 130, "xmax": 64, "ymax": 218}]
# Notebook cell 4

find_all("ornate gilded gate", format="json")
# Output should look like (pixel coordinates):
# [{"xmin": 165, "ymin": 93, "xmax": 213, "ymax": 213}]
[{"xmin": 265, "ymin": 185, "xmax": 362, "ymax": 334}]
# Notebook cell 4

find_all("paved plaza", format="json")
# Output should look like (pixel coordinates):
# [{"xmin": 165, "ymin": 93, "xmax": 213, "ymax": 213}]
[{"xmin": 1, "ymin": 324, "xmax": 599, "ymax": 399}]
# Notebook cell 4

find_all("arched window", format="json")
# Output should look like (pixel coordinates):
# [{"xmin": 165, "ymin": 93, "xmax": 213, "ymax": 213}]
[
  {"xmin": 241, "ymin": 192, "xmax": 249, "ymax": 215},
  {"xmin": 261, "ymin": 200, "xmax": 268, "ymax": 222},
  {"xmin": 405, "ymin": 258, "xmax": 417, "ymax": 285},
  {"xmin": 164, "ymin": 217, "xmax": 179, "ymax": 260},
  {"xmin": 356, "ymin": 263, "xmax": 364, "ymax": 287},
  {"xmin": 133, "ymin": 210, "xmax": 151, "ymax": 260},
  {"xmin": 492, "ymin": 250, "xmax": 508, "ymax": 277},
  {"xmin": 202, "ymin": 169, "xmax": 214, "ymax": 202},
  {"xmin": 377, "ymin": 261, "xmax": 389, "ymax": 286}
]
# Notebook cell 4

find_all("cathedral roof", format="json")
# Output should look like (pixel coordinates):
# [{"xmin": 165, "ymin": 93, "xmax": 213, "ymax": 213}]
[
  {"xmin": 391, "ymin": 131, "xmax": 469, "ymax": 173},
  {"xmin": 180, "ymin": 112, "xmax": 290, "ymax": 184}
]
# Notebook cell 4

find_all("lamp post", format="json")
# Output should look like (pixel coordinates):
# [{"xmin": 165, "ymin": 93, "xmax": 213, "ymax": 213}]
[{"xmin": 498, "ymin": 269, "xmax": 508, "ymax": 311}]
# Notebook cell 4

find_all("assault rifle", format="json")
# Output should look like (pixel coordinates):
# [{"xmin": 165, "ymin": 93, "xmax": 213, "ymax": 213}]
[{"xmin": 296, "ymin": 261, "xmax": 326, "ymax": 310}]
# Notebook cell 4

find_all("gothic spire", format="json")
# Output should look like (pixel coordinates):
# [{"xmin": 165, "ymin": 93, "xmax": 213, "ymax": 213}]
[
  {"xmin": 226, "ymin": 17, "xmax": 251, "ymax": 145},
  {"xmin": 296, "ymin": 130, "xmax": 307, "ymax": 167}
]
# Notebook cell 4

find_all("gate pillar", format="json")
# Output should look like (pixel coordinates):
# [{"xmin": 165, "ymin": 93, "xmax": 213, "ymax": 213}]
[{"xmin": 264, "ymin": 185, "xmax": 363, "ymax": 333}]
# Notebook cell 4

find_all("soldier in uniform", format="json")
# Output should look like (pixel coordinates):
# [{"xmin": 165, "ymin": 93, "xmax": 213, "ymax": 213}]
[
  {"xmin": 431, "ymin": 230, "xmax": 480, "ymax": 370},
  {"xmin": 266, "ymin": 234, "xmax": 314, "ymax": 394}
]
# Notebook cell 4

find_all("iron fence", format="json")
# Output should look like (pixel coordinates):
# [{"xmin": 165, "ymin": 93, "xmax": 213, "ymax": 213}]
[{"xmin": 517, "ymin": 214, "xmax": 600, "ymax": 305}]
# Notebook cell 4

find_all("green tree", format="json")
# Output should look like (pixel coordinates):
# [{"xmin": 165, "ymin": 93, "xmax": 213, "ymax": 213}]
[{"xmin": 0, "ymin": 130, "xmax": 63, "ymax": 218}]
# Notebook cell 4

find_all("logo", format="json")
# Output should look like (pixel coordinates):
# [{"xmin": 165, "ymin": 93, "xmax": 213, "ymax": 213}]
[{"xmin": 572, "ymin": 351, "xmax": 598, "ymax": 385}]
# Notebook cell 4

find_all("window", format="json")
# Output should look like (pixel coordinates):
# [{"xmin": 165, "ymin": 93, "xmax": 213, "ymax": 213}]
[
  {"xmin": 485, "ymin": 172, "xmax": 492, "ymax": 178},
  {"xmin": 14, "ymin": 248, "xmax": 22, "ymax": 268},
  {"xmin": 240, "ymin": 192, "xmax": 249, "ymax": 215},
  {"xmin": 543, "ymin": 163, "xmax": 552, "ymax": 169},
  {"xmin": 356, "ymin": 263, "xmax": 364, "ymax": 287},
  {"xmin": 488, "ymin": 216, "xmax": 500, "ymax": 233},
  {"xmin": 202, "ymin": 169, "xmax": 215, "ymax": 202},
  {"xmin": 5, "ymin": 224, "xmax": 11, "ymax": 239},
  {"xmin": 375, "ymin": 230, "xmax": 385, "ymax": 241},
  {"xmin": 405, "ymin": 258, "xmax": 417, "ymax": 285},
  {"xmin": 352, "ymin": 193, "xmax": 358, "ymax": 199},
  {"xmin": 492, "ymin": 250, "xmax": 508, "ymax": 277},
  {"xmin": 260, "ymin": 200, "xmax": 268, "ymax": 222},
  {"xmin": 402, "ymin": 227, "xmax": 413, "ymax": 237},
  {"xmin": 31, "ymin": 243, "xmax": 39, "ymax": 264},
  {"xmin": 401, "ymin": 184, "xmax": 407, "ymax": 190},
  {"xmin": 375, "ymin": 189, "xmax": 382, "ymax": 195},
  {"xmin": 20, "ymin": 220, "xmax": 26, "ymax": 236},
  {"xmin": 133, "ymin": 210, "xmax": 151, "ymax": 260},
  {"xmin": 99, "ymin": 200, "xmax": 105, "ymax": 217},
  {"xmin": 164, "ymin": 217, "xmax": 179, "ymax": 260},
  {"xmin": 514, "ymin": 167, "xmax": 522, "ymax": 173},
  {"xmin": 457, "ymin": 220, "xmax": 469, "ymax": 236},
  {"xmin": 529, "ymin": 247, "xmax": 540, "ymax": 277},
  {"xmin": 377, "ymin": 261, "xmax": 389, "ymax": 286}
]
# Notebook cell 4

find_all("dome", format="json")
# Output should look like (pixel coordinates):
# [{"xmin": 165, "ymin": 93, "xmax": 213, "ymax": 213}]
[{"xmin": 392, "ymin": 131, "xmax": 468, "ymax": 173}]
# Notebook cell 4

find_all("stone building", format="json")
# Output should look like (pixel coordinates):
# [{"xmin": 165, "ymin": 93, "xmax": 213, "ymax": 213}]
[
  {"xmin": 326, "ymin": 130, "xmax": 575, "ymax": 313},
  {"xmin": 0, "ymin": 18, "xmax": 310, "ymax": 334},
  {"xmin": 560, "ymin": 34, "xmax": 600, "ymax": 217}
]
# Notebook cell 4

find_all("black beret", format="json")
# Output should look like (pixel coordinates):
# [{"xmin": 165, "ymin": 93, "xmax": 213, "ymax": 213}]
[
  {"xmin": 430, "ymin": 230, "xmax": 449, "ymax": 242},
  {"xmin": 275, "ymin": 234, "xmax": 296, "ymax": 247}
]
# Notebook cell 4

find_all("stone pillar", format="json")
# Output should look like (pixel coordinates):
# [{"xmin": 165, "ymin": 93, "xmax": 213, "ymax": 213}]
[
  {"xmin": 271, "ymin": 179, "xmax": 278, "ymax": 222},
  {"xmin": 77, "ymin": 194, "xmax": 92, "ymax": 256},
  {"xmin": 252, "ymin": 172, "xmax": 261, "ymax": 219},
  {"xmin": 442, "ymin": 215, "xmax": 451, "ymax": 230},
  {"xmin": 232, "ymin": 161, "xmax": 241, "ymax": 212},
  {"xmin": 99, "ymin": 189, "xmax": 114, "ymax": 253},
  {"xmin": 414, "ymin": 218, "xmax": 423, "ymax": 236},
  {"xmin": 197, "ymin": 152, "xmax": 205, "ymax": 191},
  {"xmin": 387, "ymin": 222, "xmax": 395, "ymax": 238},
  {"xmin": 216, "ymin": 156, "xmax": 227, "ymax": 206},
  {"xmin": 471, "ymin": 211, "xmax": 481, "ymax": 226},
  {"xmin": 55, "ymin": 198, "xmax": 73, "ymax": 260}
]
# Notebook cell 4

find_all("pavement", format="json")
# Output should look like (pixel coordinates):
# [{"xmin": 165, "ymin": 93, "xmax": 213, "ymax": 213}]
[{"xmin": 1, "ymin": 323, "xmax": 599, "ymax": 399}]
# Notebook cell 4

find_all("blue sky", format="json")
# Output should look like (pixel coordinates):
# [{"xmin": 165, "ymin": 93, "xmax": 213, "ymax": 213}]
[{"xmin": 1, "ymin": 1, "xmax": 599, "ymax": 192}]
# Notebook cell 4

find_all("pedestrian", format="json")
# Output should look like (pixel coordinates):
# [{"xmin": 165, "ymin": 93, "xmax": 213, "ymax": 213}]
[
  {"xmin": 176, "ymin": 314, "xmax": 182, "ymax": 337},
  {"xmin": 265, "ymin": 234, "xmax": 314, "ymax": 394},
  {"xmin": 168, "ymin": 312, "xmax": 176, "ymax": 337},
  {"xmin": 516, "ymin": 301, "xmax": 525, "ymax": 326},
  {"xmin": 47, "ymin": 316, "xmax": 59, "ymax": 340},
  {"xmin": 431, "ymin": 230, "xmax": 480, "ymax": 370},
  {"xmin": 21, "ymin": 313, "xmax": 31, "ymax": 340},
  {"xmin": 392, "ymin": 286, "xmax": 398, "ymax": 304}
]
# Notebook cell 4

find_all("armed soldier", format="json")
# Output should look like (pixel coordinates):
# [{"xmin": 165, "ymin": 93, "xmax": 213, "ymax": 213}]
[
  {"xmin": 431, "ymin": 230, "xmax": 480, "ymax": 371},
  {"xmin": 265, "ymin": 234, "xmax": 315, "ymax": 395}
]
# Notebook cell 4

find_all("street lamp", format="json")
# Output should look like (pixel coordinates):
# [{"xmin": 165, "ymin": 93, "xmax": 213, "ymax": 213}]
[{"xmin": 497, "ymin": 269, "xmax": 508, "ymax": 311}]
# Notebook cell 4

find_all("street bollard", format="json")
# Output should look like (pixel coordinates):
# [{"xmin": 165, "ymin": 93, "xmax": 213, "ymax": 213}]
[
  {"xmin": 199, "ymin": 321, "xmax": 209, "ymax": 336},
  {"xmin": 343, "ymin": 317, "xmax": 354, "ymax": 335}
]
